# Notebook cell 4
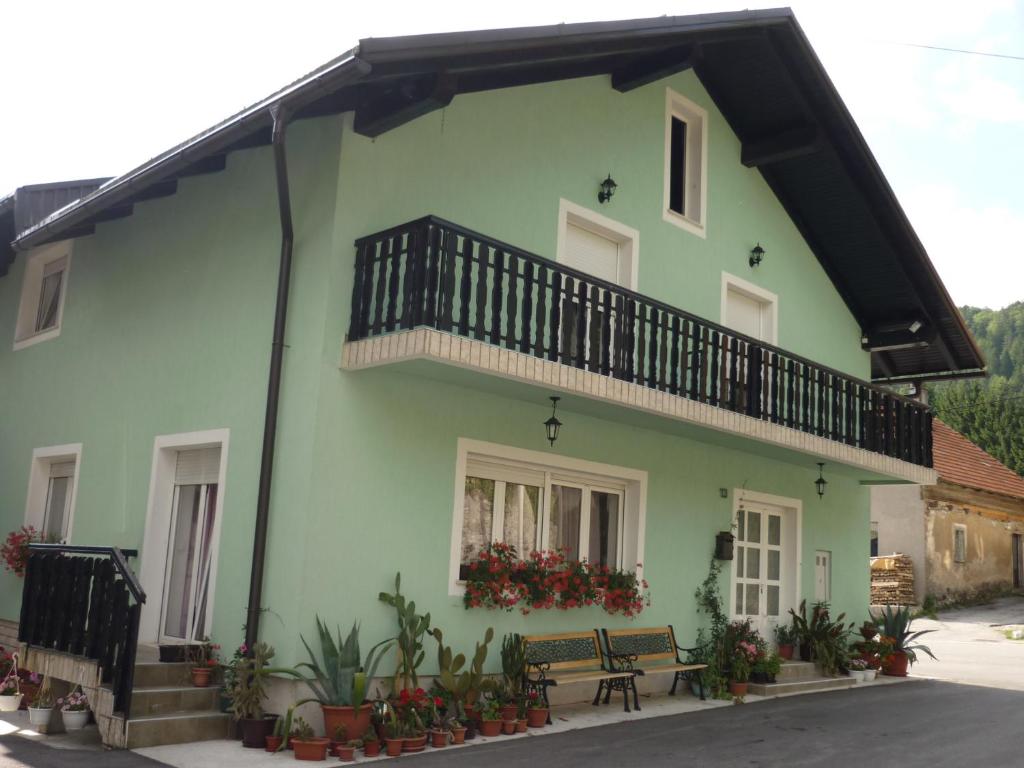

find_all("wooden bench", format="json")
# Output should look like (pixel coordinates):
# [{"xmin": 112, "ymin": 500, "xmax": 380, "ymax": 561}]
[
  {"xmin": 523, "ymin": 631, "xmax": 637, "ymax": 721},
  {"xmin": 599, "ymin": 626, "xmax": 708, "ymax": 709}
]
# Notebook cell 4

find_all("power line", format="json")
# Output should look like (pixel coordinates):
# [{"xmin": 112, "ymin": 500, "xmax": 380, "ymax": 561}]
[{"xmin": 884, "ymin": 41, "xmax": 1024, "ymax": 62}]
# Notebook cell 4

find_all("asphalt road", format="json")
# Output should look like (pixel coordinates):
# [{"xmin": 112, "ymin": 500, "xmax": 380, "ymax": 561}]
[{"xmin": 0, "ymin": 738, "xmax": 164, "ymax": 768}]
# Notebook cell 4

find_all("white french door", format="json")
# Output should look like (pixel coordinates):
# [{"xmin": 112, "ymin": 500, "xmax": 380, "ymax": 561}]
[{"xmin": 732, "ymin": 500, "xmax": 795, "ymax": 638}]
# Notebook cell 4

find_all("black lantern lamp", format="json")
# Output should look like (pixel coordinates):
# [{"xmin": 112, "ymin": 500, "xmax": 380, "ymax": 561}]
[
  {"xmin": 544, "ymin": 397, "xmax": 562, "ymax": 446},
  {"xmin": 598, "ymin": 174, "xmax": 618, "ymax": 204},
  {"xmin": 749, "ymin": 242, "xmax": 765, "ymax": 268},
  {"xmin": 815, "ymin": 462, "xmax": 828, "ymax": 499}
]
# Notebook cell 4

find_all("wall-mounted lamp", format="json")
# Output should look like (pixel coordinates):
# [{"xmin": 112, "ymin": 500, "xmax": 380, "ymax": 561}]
[
  {"xmin": 815, "ymin": 462, "xmax": 828, "ymax": 499},
  {"xmin": 749, "ymin": 242, "xmax": 766, "ymax": 268},
  {"xmin": 544, "ymin": 397, "xmax": 562, "ymax": 446},
  {"xmin": 598, "ymin": 174, "xmax": 618, "ymax": 204}
]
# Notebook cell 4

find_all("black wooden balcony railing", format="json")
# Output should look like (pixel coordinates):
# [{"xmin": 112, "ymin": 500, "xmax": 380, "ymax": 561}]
[
  {"xmin": 19, "ymin": 545, "xmax": 144, "ymax": 725},
  {"xmin": 348, "ymin": 216, "xmax": 933, "ymax": 468}
]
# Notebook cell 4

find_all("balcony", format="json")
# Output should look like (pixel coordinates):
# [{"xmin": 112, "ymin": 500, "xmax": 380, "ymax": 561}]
[{"xmin": 344, "ymin": 216, "xmax": 934, "ymax": 480}]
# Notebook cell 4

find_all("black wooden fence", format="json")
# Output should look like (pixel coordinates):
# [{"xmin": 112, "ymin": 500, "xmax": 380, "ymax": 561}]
[
  {"xmin": 19, "ymin": 545, "xmax": 145, "ymax": 720},
  {"xmin": 348, "ymin": 215, "xmax": 933, "ymax": 468}
]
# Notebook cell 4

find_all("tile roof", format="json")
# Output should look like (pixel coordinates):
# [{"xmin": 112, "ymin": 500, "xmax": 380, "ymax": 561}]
[{"xmin": 932, "ymin": 418, "xmax": 1024, "ymax": 500}]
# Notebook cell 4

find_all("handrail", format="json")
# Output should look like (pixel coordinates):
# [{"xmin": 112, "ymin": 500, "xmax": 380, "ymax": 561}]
[{"xmin": 28, "ymin": 544, "xmax": 146, "ymax": 604}]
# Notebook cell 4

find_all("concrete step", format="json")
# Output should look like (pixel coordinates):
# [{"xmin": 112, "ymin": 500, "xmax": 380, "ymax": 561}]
[
  {"xmin": 124, "ymin": 710, "xmax": 231, "ymax": 749},
  {"xmin": 132, "ymin": 662, "xmax": 193, "ymax": 688},
  {"xmin": 129, "ymin": 685, "xmax": 222, "ymax": 718},
  {"xmin": 776, "ymin": 661, "xmax": 818, "ymax": 682},
  {"xmin": 748, "ymin": 676, "xmax": 855, "ymax": 697}
]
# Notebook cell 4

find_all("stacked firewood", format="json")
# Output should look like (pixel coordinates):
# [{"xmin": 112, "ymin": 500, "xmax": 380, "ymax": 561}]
[{"xmin": 869, "ymin": 554, "xmax": 915, "ymax": 605}]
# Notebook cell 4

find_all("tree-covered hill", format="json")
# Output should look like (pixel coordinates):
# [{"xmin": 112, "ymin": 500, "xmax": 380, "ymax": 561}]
[{"xmin": 929, "ymin": 303, "xmax": 1024, "ymax": 476}]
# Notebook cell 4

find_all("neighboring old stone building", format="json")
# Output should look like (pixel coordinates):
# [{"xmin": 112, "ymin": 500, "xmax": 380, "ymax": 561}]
[{"xmin": 872, "ymin": 419, "xmax": 1024, "ymax": 605}]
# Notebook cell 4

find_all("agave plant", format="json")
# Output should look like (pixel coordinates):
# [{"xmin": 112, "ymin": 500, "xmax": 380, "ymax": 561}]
[
  {"xmin": 431, "ymin": 626, "xmax": 493, "ymax": 720},
  {"xmin": 871, "ymin": 605, "xmax": 937, "ymax": 664},
  {"xmin": 293, "ymin": 618, "xmax": 394, "ymax": 707}
]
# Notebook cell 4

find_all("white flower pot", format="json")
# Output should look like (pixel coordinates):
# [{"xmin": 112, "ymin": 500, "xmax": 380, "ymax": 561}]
[
  {"xmin": 850, "ymin": 670, "xmax": 865, "ymax": 683},
  {"xmin": 28, "ymin": 706, "xmax": 51, "ymax": 727},
  {"xmin": 0, "ymin": 694, "xmax": 22, "ymax": 712},
  {"xmin": 62, "ymin": 709, "xmax": 89, "ymax": 730},
  {"xmin": 863, "ymin": 669, "xmax": 877, "ymax": 682}
]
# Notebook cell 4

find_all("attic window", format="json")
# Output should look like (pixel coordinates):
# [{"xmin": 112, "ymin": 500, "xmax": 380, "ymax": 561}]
[
  {"xmin": 663, "ymin": 88, "xmax": 707, "ymax": 237},
  {"xmin": 13, "ymin": 242, "xmax": 72, "ymax": 351}
]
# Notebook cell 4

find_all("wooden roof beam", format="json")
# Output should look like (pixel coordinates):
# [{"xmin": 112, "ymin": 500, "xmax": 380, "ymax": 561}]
[
  {"xmin": 353, "ymin": 73, "xmax": 457, "ymax": 138},
  {"xmin": 611, "ymin": 44, "xmax": 698, "ymax": 92},
  {"xmin": 741, "ymin": 123, "xmax": 821, "ymax": 167}
]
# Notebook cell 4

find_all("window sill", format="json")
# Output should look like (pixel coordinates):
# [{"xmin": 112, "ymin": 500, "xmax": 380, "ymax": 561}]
[
  {"xmin": 13, "ymin": 326, "xmax": 62, "ymax": 351},
  {"xmin": 662, "ymin": 208, "xmax": 706, "ymax": 239}
]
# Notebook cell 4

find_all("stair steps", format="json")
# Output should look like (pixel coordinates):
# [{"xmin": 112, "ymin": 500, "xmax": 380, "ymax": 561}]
[{"xmin": 747, "ymin": 660, "xmax": 856, "ymax": 697}]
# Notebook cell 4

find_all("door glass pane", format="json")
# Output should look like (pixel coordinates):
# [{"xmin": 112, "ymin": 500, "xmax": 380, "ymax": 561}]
[
  {"xmin": 43, "ymin": 476, "xmax": 70, "ymax": 540},
  {"xmin": 746, "ymin": 547, "xmax": 760, "ymax": 579},
  {"xmin": 768, "ymin": 514, "xmax": 781, "ymax": 546},
  {"xmin": 767, "ymin": 550, "xmax": 780, "ymax": 581},
  {"xmin": 735, "ymin": 583, "xmax": 744, "ymax": 614},
  {"xmin": 461, "ymin": 477, "xmax": 495, "ymax": 568},
  {"xmin": 588, "ymin": 491, "xmax": 620, "ymax": 567},
  {"xmin": 745, "ymin": 584, "xmax": 759, "ymax": 616},
  {"xmin": 163, "ymin": 485, "xmax": 202, "ymax": 639},
  {"xmin": 746, "ymin": 511, "xmax": 761, "ymax": 543},
  {"xmin": 502, "ymin": 483, "xmax": 540, "ymax": 557},
  {"xmin": 766, "ymin": 585, "xmax": 780, "ymax": 616},
  {"xmin": 550, "ymin": 485, "xmax": 582, "ymax": 561},
  {"xmin": 737, "ymin": 511, "xmax": 745, "ymax": 542},
  {"xmin": 735, "ymin": 546, "xmax": 744, "ymax": 576},
  {"xmin": 191, "ymin": 485, "xmax": 217, "ymax": 639}
]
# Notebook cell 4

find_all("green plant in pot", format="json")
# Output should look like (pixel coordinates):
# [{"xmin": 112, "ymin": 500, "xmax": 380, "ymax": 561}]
[
  {"xmin": 774, "ymin": 624, "xmax": 797, "ymax": 660},
  {"xmin": 226, "ymin": 642, "xmax": 279, "ymax": 748},
  {"xmin": 379, "ymin": 572, "xmax": 431, "ymax": 694},
  {"xmin": 789, "ymin": 600, "xmax": 854, "ymax": 676},
  {"xmin": 870, "ymin": 605, "xmax": 936, "ymax": 677},
  {"xmin": 287, "ymin": 618, "xmax": 394, "ymax": 745},
  {"xmin": 500, "ymin": 633, "xmax": 526, "ymax": 720},
  {"xmin": 430, "ymin": 625, "xmax": 494, "ymax": 727}
]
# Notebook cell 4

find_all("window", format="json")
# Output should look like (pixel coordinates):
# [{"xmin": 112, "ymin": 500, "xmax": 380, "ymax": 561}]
[
  {"xmin": 451, "ymin": 440, "xmax": 646, "ymax": 593},
  {"xmin": 663, "ymin": 89, "xmax": 708, "ymax": 237},
  {"xmin": 953, "ymin": 524, "xmax": 967, "ymax": 563},
  {"xmin": 870, "ymin": 522, "xmax": 879, "ymax": 557},
  {"xmin": 24, "ymin": 444, "xmax": 82, "ymax": 542},
  {"xmin": 14, "ymin": 242, "xmax": 72, "ymax": 350}
]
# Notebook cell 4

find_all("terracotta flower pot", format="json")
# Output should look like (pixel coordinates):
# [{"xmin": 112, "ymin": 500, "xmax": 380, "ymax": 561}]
[
  {"xmin": 882, "ymin": 651, "xmax": 909, "ymax": 677},
  {"xmin": 729, "ymin": 681, "xmax": 748, "ymax": 696},
  {"xmin": 500, "ymin": 703, "xmax": 518, "ymax": 721},
  {"xmin": 191, "ymin": 667, "xmax": 213, "ymax": 687},
  {"xmin": 478, "ymin": 719, "xmax": 502, "ymax": 737},
  {"xmin": 777, "ymin": 644, "xmax": 794, "ymax": 660},
  {"xmin": 430, "ymin": 729, "xmax": 448, "ymax": 748},
  {"xmin": 363, "ymin": 740, "xmax": 381, "ymax": 757},
  {"xmin": 320, "ymin": 704, "xmax": 373, "ymax": 746},
  {"xmin": 265, "ymin": 735, "xmax": 283, "ymax": 752},
  {"xmin": 502, "ymin": 720, "xmax": 517, "ymax": 735},
  {"xmin": 450, "ymin": 726, "xmax": 467, "ymax": 744},
  {"xmin": 516, "ymin": 718, "xmax": 528, "ymax": 733},
  {"xmin": 335, "ymin": 744, "xmax": 355, "ymax": 762},
  {"xmin": 403, "ymin": 733, "xmax": 428, "ymax": 752},
  {"xmin": 526, "ymin": 708, "xmax": 548, "ymax": 728},
  {"xmin": 384, "ymin": 737, "xmax": 404, "ymax": 757},
  {"xmin": 292, "ymin": 737, "xmax": 330, "ymax": 761},
  {"xmin": 241, "ymin": 716, "xmax": 277, "ymax": 748}
]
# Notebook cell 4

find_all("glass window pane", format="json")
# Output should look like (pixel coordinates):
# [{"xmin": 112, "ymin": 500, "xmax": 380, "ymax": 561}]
[
  {"xmin": 35, "ymin": 270, "xmax": 63, "ymax": 332},
  {"xmin": 461, "ymin": 477, "xmax": 495, "ymax": 566},
  {"xmin": 502, "ymin": 483, "xmax": 540, "ymax": 557},
  {"xmin": 737, "ymin": 512, "xmax": 745, "ymax": 542},
  {"xmin": 163, "ymin": 485, "xmax": 202, "ymax": 639},
  {"xmin": 550, "ymin": 485, "xmax": 582, "ymax": 561},
  {"xmin": 43, "ymin": 476, "xmax": 70, "ymax": 540},
  {"xmin": 588, "ymin": 491, "xmax": 620, "ymax": 567},
  {"xmin": 735, "ymin": 546, "xmax": 744, "ymax": 576},
  {"xmin": 768, "ymin": 550, "xmax": 781, "ymax": 581},
  {"xmin": 768, "ymin": 514, "xmax": 781, "ymax": 546},
  {"xmin": 746, "ymin": 547, "xmax": 760, "ymax": 579},
  {"xmin": 745, "ymin": 584, "xmax": 759, "ymax": 616},
  {"xmin": 767, "ymin": 585, "xmax": 780, "ymax": 616},
  {"xmin": 735, "ymin": 583, "xmax": 744, "ymax": 615},
  {"xmin": 747, "ymin": 511, "xmax": 761, "ymax": 544}
]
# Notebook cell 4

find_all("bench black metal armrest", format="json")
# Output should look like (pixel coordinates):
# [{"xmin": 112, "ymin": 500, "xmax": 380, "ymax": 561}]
[
  {"xmin": 525, "ymin": 661, "xmax": 554, "ymax": 686},
  {"xmin": 605, "ymin": 652, "xmax": 640, "ymax": 673}
]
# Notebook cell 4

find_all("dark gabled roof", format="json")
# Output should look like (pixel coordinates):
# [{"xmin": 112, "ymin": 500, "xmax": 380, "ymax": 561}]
[
  {"xmin": 5, "ymin": 9, "xmax": 984, "ymax": 382},
  {"xmin": 1, "ymin": 178, "xmax": 110, "ymax": 275}
]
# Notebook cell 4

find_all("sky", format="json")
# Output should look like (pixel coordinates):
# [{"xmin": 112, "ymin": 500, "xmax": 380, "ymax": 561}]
[{"xmin": 2, "ymin": 0, "xmax": 1022, "ymax": 310}]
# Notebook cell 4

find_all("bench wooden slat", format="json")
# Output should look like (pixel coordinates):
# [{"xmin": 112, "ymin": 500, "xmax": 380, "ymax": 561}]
[{"xmin": 546, "ymin": 670, "xmax": 633, "ymax": 684}]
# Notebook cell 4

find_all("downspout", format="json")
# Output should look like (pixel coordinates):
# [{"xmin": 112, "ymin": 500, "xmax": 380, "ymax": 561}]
[{"xmin": 246, "ymin": 103, "xmax": 293, "ymax": 652}]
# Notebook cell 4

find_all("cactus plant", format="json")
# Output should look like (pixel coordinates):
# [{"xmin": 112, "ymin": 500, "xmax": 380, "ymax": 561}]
[
  {"xmin": 379, "ymin": 572, "xmax": 431, "ymax": 693},
  {"xmin": 431, "ymin": 626, "xmax": 494, "ymax": 720}
]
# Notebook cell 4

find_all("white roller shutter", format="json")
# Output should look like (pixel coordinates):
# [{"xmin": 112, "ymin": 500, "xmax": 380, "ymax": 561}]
[
  {"xmin": 564, "ymin": 223, "xmax": 620, "ymax": 284},
  {"xmin": 49, "ymin": 461, "xmax": 76, "ymax": 479},
  {"xmin": 174, "ymin": 448, "xmax": 221, "ymax": 486}
]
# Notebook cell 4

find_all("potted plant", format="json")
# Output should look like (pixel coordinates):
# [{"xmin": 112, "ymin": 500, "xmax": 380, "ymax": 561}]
[
  {"xmin": 847, "ymin": 658, "xmax": 868, "ymax": 683},
  {"xmin": 188, "ymin": 639, "xmax": 221, "ymax": 687},
  {"xmin": 289, "ymin": 716, "xmax": 329, "ymax": 761},
  {"xmin": 57, "ymin": 687, "xmax": 89, "ymax": 730},
  {"xmin": 395, "ymin": 687, "xmax": 428, "ymax": 752},
  {"xmin": 859, "ymin": 620, "xmax": 879, "ymax": 642},
  {"xmin": 336, "ymin": 739, "xmax": 359, "ymax": 762},
  {"xmin": 477, "ymin": 699, "xmax": 502, "ymax": 737},
  {"xmin": 774, "ymin": 624, "xmax": 796, "ymax": 661},
  {"xmin": 515, "ymin": 695, "xmax": 528, "ymax": 733},
  {"xmin": 788, "ymin": 601, "xmax": 854, "ymax": 676},
  {"xmin": 362, "ymin": 727, "xmax": 381, "ymax": 757},
  {"xmin": 871, "ymin": 605, "xmax": 936, "ymax": 677},
  {"xmin": 729, "ymin": 645, "xmax": 753, "ymax": 696},
  {"xmin": 430, "ymin": 626, "xmax": 494, "ymax": 734},
  {"xmin": 329, "ymin": 724, "xmax": 348, "ymax": 754},
  {"xmin": 288, "ymin": 618, "xmax": 393, "ymax": 745},
  {"xmin": 0, "ymin": 652, "xmax": 22, "ymax": 712},
  {"xmin": 500, "ymin": 633, "xmax": 526, "ymax": 721},
  {"xmin": 451, "ymin": 718, "xmax": 468, "ymax": 744},
  {"xmin": 750, "ymin": 651, "xmax": 782, "ymax": 684},
  {"xmin": 427, "ymin": 696, "xmax": 450, "ymax": 748},
  {"xmin": 28, "ymin": 684, "xmax": 53, "ymax": 728},
  {"xmin": 226, "ymin": 642, "xmax": 279, "ymax": 748},
  {"xmin": 525, "ymin": 690, "xmax": 548, "ymax": 728},
  {"xmin": 383, "ymin": 707, "xmax": 405, "ymax": 757},
  {"xmin": 379, "ymin": 572, "xmax": 431, "ymax": 694}
]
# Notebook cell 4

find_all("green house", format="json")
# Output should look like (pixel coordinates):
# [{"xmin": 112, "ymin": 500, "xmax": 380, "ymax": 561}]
[{"xmin": 0, "ymin": 9, "xmax": 983, "ymax": 748}]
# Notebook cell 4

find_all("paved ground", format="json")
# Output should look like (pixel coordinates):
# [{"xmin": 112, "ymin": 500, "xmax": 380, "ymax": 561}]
[
  {"xmin": 911, "ymin": 596, "xmax": 1024, "ymax": 689},
  {"xmin": 0, "ymin": 737, "xmax": 162, "ymax": 768}
]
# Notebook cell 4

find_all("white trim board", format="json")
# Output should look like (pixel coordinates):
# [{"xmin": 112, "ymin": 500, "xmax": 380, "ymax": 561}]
[
  {"xmin": 138, "ymin": 429, "xmax": 230, "ymax": 645},
  {"xmin": 24, "ymin": 443, "xmax": 83, "ymax": 541},
  {"xmin": 555, "ymin": 198, "xmax": 640, "ymax": 290}
]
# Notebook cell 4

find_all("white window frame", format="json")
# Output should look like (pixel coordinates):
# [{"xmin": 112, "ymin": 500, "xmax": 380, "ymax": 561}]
[
  {"xmin": 555, "ymin": 198, "xmax": 640, "ymax": 290},
  {"xmin": 449, "ymin": 438, "xmax": 647, "ymax": 596},
  {"xmin": 720, "ymin": 272, "xmax": 779, "ymax": 345},
  {"xmin": 138, "ymin": 429, "xmax": 230, "ymax": 645},
  {"xmin": 24, "ymin": 443, "xmax": 82, "ymax": 542},
  {"xmin": 662, "ymin": 88, "xmax": 708, "ymax": 238},
  {"xmin": 953, "ymin": 523, "xmax": 967, "ymax": 564},
  {"xmin": 13, "ymin": 241, "xmax": 73, "ymax": 351}
]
